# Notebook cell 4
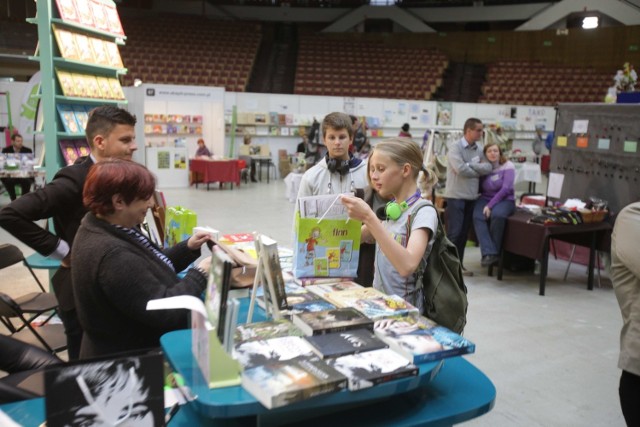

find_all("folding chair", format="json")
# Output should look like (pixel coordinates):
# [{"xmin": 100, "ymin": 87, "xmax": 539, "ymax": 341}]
[
  {"xmin": 0, "ymin": 244, "xmax": 47, "ymax": 292},
  {"xmin": 0, "ymin": 292, "xmax": 67, "ymax": 355}
]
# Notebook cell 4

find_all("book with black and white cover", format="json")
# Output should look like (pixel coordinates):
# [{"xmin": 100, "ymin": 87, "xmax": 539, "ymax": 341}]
[
  {"xmin": 258, "ymin": 234, "xmax": 288, "ymax": 312},
  {"xmin": 304, "ymin": 328, "xmax": 387, "ymax": 359},
  {"xmin": 325, "ymin": 287, "xmax": 419, "ymax": 320},
  {"xmin": 233, "ymin": 335, "xmax": 315, "ymax": 370},
  {"xmin": 241, "ymin": 355, "xmax": 347, "ymax": 409},
  {"xmin": 326, "ymin": 348, "xmax": 418, "ymax": 391},
  {"xmin": 205, "ymin": 246, "xmax": 233, "ymax": 343},
  {"xmin": 292, "ymin": 307, "xmax": 374, "ymax": 336},
  {"xmin": 234, "ymin": 319, "xmax": 304, "ymax": 346},
  {"xmin": 374, "ymin": 315, "xmax": 476, "ymax": 364}
]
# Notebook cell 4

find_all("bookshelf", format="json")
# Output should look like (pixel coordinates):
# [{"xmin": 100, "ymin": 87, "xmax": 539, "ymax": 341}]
[{"xmin": 29, "ymin": 0, "xmax": 128, "ymax": 181}]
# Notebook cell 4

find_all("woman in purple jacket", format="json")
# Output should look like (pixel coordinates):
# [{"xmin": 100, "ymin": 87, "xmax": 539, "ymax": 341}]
[{"xmin": 472, "ymin": 142, "xmax": 516, "ymax": 267}]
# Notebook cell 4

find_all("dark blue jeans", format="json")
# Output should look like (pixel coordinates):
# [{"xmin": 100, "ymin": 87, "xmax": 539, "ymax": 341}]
[
  {"xmin": 445, "ymin": 198, "xmax": 476, "ymax": 263},
  {"xmin": 472, "ymin": 198, "xmax": 516, "ymax": 257}
]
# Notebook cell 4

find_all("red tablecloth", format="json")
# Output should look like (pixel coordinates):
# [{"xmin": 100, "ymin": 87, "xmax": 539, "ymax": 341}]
[{"xmin": 190, "ymin": 159, "xmax": 241, "ymax": 187}]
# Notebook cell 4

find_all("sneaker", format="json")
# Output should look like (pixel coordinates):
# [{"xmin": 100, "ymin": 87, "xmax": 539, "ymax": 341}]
[
  {"xmin": 462, "ymin": 268, "xmax": 474, "ymax": 277},
  {"xmin": 481, "ymin": 255, "xmax": 500, "ymax": 267}
]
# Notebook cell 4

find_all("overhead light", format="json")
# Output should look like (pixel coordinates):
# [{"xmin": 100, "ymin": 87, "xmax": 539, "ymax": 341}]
[
  {"xmin": 133, "ymin": 78, "xmax": 142, "ymax": 87},
  {"xmin": 582, "ymin": 16, "xmax": 599, "ymax": 29}
]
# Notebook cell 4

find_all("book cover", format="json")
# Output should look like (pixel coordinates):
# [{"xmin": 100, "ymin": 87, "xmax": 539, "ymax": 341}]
[
  {"xmin": 74, "ymin": 139, "xmax": 91, "ymax": 158},
  {"xmin": 56, "ymin": 104, "xmax": 81, "ymax": 134},
  {"xmin": 103, "ymin": 2, "xmax": 125, "ymax": 36},
  {"xmin": 304, "ymin": 329, "xmax": 388, "ymax": 359},
  {"xmin": 325, "ymin": 288, "xmax": 419, "ymax": 320},
  {"xmin": 89, "ymin": 0, "xmax": 109, "ymax": 31},
  {"xmin": 103, "ymin": 41, "xmax": 123, "ymax": 68},
  {"xmin": 72, "ymin": 105, "xmax": 89, "ymax": 132},
  {"xmin": 52, "ymin": 25, "xmax": 79, "ymax": 60},
  {"xmin": 234, "ymin": 319, "xmax": 304, "ymax": 346},
  {"xmin": 71, "ymin": 73, "xmax": 89, "ymax": 98},
  {"xmin": 55, "ymin": 69, "xmax": 77, "ymax": 97},
  {"xmin": 327, "ymin": 348, "xmax": 418, "ymax": 391},
  {"xmin": 233, "ymin": 336, "xmax": 315, "ymax": 370},
  {"xmin": 58, "ymin": 140, "xmax": 80, "ymax": 166},
  {"xmin": 306, "ymin": 281, "xmax": 363, "ymax": 299},
  {"xmin": 96, "ymin": 76, "xmax": 114, "ymax": 99},
  {"xmin": 288, "ymin": 299, "xmax": 336, "ymax": 314},
  {"xmin": 241, "ymin": 355, "xmax": 347, "ymax": 409},
  {"xmin": 74, "ymin": 0, "xmax": 94, "ymax": 27},
  {"xmin": 55, "ymin": 0, "xmax": 79, "ymax": 23},
  {"xmin": 89, "ymin": 37, "xmax": 110, "ymax": 66},
  {"xmin": 205, "ymin": 246, "xmax": 233, "ymax": 343},
  {"xmin": 374, "ymin": 315, "xmax": 476, "ymax": 364},
  {"xmin": 107, "ymin": 77, "xmax": 125, "ymax": 100},
  {"xmin": 84, "ymin": 75, "xmax": 102, "ymax": 98},
  {"xmin": 292, "ymin": 307, "xmax": 374, "ymax": 336},
  {"xmin": 73, "ymin": 33, "xmax": 94, "ymax": 63},
  {"xmin": 259, "ymin": 235, "xmax": 288, "ymax": 312}
]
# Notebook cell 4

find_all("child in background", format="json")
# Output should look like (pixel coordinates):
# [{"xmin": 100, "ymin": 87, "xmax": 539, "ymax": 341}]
[{"xmin": 340, "ymin": 138, "xmax": 438, "ymax": 312}]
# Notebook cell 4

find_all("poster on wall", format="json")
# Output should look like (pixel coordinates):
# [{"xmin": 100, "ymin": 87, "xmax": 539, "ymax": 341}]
[
  {"xmin": 174, "ymin": 152, "xmax": 186, "ymax": 169},
  {"xmin": 157, "ymin": 151, "xmax": 170, "ymax": 169},
  {"xmin": 343, "ymin": 97, "xmax": 355, "ymax": 115},
  {"xmin": 436, "ymin": 102, "xmax": 452, "ymax": 126}
]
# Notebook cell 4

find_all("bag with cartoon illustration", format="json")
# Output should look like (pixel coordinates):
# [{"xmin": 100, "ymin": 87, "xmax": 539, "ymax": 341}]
[
  {"xmin": 165, "ymin": 206, "xmax": 197, "ymax": 247},
  {"xmin": 293, "ymin": 194, "xmax": 362, "ymax": 278}
]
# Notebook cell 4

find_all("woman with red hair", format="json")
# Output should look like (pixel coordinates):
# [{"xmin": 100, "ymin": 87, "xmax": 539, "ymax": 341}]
[{"xmin": 71, "ymin": 159, "xmax": 211, "ymax": 358}]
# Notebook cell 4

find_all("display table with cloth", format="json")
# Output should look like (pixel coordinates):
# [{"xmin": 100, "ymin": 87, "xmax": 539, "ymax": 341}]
[
  {"xmin": 490, "ymin": 211, "xmax": 612, "ymax": 295},
  {"xmin": 189, "ymin": 159, "xmax": 241, "ymax": 189}
]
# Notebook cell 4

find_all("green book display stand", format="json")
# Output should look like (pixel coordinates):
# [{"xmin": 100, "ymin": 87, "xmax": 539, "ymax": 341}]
[{"xmin": 208, "ymin": 332, "xmax": 242, "ymax": 389}]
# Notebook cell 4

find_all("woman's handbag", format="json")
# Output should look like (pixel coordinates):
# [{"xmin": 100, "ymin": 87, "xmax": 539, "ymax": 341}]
[{"xmin": 208, "ymin": 240, "xmax": 258, "ymax": 288}]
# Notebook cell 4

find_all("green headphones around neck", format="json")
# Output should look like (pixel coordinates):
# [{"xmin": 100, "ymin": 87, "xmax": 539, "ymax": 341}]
[{"xmin": 385, "ymin": 190, "xmax": 422, "ymax": 220}]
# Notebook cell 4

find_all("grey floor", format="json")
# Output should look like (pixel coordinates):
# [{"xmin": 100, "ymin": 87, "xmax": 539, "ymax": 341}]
[{"xmin": 0, "ymin": 179, "xmax": 626, "ymax": 426}]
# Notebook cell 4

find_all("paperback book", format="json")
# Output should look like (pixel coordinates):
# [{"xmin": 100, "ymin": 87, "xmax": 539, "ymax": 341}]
[
  {"xmin": 89, "ymin": 37, "xmax": 110, "ymax": 66},
  {"xmin": 107, "ymin": 77, "xmax": 125, "ymax": 100},
  {"xmin": 73, "ymin": 33, "xmax": 94, "ymax": 63},
  {"xmin": 374, "ymin": 315, "xmax": 476, "ymax": 364},
  {"xmin": 205, "ymin": 246, "xmax": 233, "ymax": 343},
  {"xmin": 233, "ymin": 335, "xmax": 315, "ymax": 370},
  {"xmin": 306, "ymin": 280, "xmax": 363, "ymax": 299},
  {"xmin": 241, "ymin": 355, "xmax": 347, "ymax": 409},
  {"xmin": 58, "ymin": 140, "xmax": 80, "ymax": 165},
  {"xmin": 74, "ymin": 0, "xmax": 94, "ymax": 27},
  {"xmin": 56, "ymin": 104, "xmax": 81, "ymax": 134},
  {"xmin": 234, "ymin": 319, "xmax": 304, "ymax": 346},
  {"xmin": 104, "ymin": 41, "xmax": 124, "ymax": 68},
  {"xmin": 55, "ymin": 69, "xmax": 77, "ymax": 97},
  {"xmin": 324, "ymin": 287, "xmax": 419, "ymax": 320},
  {"xmin": 71, "ymin": 73, "xmax": 88, "ymax": 98},
  {"xmin": 257, "ymin": 234, "xmax": 288, "ymax": 312},
  {"xmin": 292, "ymin": 307, "xmax": 374, "ymax": 336},
  {"xmin": 72, "ymin": 105, "xmax": 89, "ymax": 132},
  {"xmin": 55, "ymin": 0, "xmax": 80, "ymax": 23},
  {"xmin": 326, "ymin": 348, "xmax": 419, "ymax": 391},
  {"xmin": 103, "ymin": 1, "xmax": 125, "ymax": 36},
  {"xmin": 304, "ymin": 328, "xmax": 388, "ymax": 359},
  {"xmin": 89, "ymin": 0, "xmax": 110, "ymax": 31},
  {"xmin": 52, "ymin": 25, "xmax": 79, "ymax": 60}
]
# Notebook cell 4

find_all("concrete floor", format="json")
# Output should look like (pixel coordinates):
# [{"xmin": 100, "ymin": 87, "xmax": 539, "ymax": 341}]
[{"xmin": 0, "ymin": 179, "xmax": 626, "ymax": 426}]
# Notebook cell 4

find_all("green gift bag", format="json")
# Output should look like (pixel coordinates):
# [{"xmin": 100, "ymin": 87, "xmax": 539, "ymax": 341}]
[{"xmin": 165, "ymin": 206, "xmax": 197, "ymax": 247}]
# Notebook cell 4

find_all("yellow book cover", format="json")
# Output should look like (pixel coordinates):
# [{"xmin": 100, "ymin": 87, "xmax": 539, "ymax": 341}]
[
  {"xmin": 73, "ymin": 33, "xmax": 94, "ymax": 63},
  {"xmin": 85, "ymin": 75, "xmax": 102, "ymax": 98},
  {"xmin": 71, "ymin": 73, "xmax": 89, "ymax": 98},
  {"xmin": 107, "ymin": 77, "xmax": 125, "ymax": 100},
  {"xmin": 96, "ymin": 76, "xmax": 114, "ymax": 99},
  {"xmin": 104, "ymin": 41, "xmax": 123, "ymax": 68},
  {"xmin": 52, "ymin": 25, "xmax": 79, "ymax": 60},
  {"xmin": 89, "ymin": 37, "xmax": 110, "ymax": 66},
  {"xmin": 55, "ymin": 69, "xmax": 77, "ymax": 97}
]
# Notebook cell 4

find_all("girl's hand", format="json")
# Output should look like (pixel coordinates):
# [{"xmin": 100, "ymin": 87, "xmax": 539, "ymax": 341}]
[
  {"xmin": 483, "ymin": 206, "xmax": 491, "ymax": 218},
  {"xmin": 340, "ymin": 195, "xmax": 374, "ymax": 223},
  {"xmin": 187, "ymin": 232, "xmax": 212, "ymax": 250}
]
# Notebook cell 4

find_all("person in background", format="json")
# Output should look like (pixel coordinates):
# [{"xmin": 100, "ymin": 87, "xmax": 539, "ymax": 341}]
[
  {"xmin": 0, "ymin": 106, "xmax": 138, "ymax": 360},
  {"xmin": 350, "ymin": 115, "xmax": 368, "ymax": 155},
  {"xmin": 297, "ymin": 135, "xmax": 308, "ymax": 155},
  {"xmin": 238, "ymin": 134, "xmax": 258, "ymax": 182},
  {"xmin": 399, "ymin": 123, "xmax": 412, "ymax": 138},
  {"xmin": 545, "ymin": 131, "xmax": 555, "ymax": 152},
  {"xmin": 472, "ymin": 141, "xmax": 515, "ymax": 267},
  {"xmin": 297, "ymin": 112, "xmax": 368, "ymax": 198},
  {"xmin": 444, "ymin": 117, "xmax": 492, "ymax": 277},
  {"xmin": 195, "ymin": 138, "xmax": 211, "ymax": 158},
  {"xmin": 532, "ymin": 125, "xmax": 544, "ymax": 157},
  {"xmin": 340, "ymin": 139, "xmax": 438, "ymax": 312},
  {"xmin": 611, "ymin": 201, "xmax": 640, "ymax": 427},
  {"xmin": 72, "ymin": 159, "xmax": 211, "ymax": 359},
  {"xmin": 1, "ymin": 134, "xmax": 34, "ymax": 201}
]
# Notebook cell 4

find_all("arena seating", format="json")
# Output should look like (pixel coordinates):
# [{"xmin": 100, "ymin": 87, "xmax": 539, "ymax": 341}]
[
  {"xmin": 479, "ymin": 60, "xmax": 612, "ymax": 106},
  {"xmin": 295, "ymin": 35, "xmax": 448, "ymax": 100},
  {"xmin": 119, "ymin": 15, "xmax": 261, "ymax": 92}
]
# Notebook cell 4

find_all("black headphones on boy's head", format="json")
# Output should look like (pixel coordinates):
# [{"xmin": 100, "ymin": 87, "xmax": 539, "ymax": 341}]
[
  {"xmin": 385, "ymin": 190, "xmax": 422, "ymax": 220},
  {"xmin": 325, "ymin": 153, "xmax": 353, "ymax": 176}
]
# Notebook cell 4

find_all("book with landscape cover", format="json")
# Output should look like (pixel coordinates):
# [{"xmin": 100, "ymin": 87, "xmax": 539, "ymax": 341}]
[
  {"xmin": 205, "ymin": 245, "xmax": 233, "ymax": 343},
  {"xmin": 306, "ymin": 280, "xmax": 363, "ymax": 299},
  {"xmin": 374, "ymin": 315, "xmax": 476, "ymax": 364},
  {"xmin": 241, "ymin": 355, "xmax": 347, "ymax": 409},
  {"xmin": 304, "ymin": 328, "xmax": 387, "ymax": 359},
  {"xmin": 233, "ymin": 335, "xmax": 315, "ymax": 370},
  {"xmin": 56, "ymin": 104, "xmax": 80, "ymax": 134},
  {"xmin": 235, "ymin": 319, "xmax": 304, "ymax": 346},
  {"xmin": 325, "ymin": 287, "xmax": 419, "ymax": 320},
  {"xmin": 52, "ymin": 25, "xmax": 79, "ymax": 60},
  {"xmin": 258, "ymin": 234, "xmax": 288, "ymax": 312},
  {"xmin": 326, "ymin": 348, "xmax": 418, "ymax": 391},
  {"xmin": 292, "ymin": 307, "xmax": 374, "ymax": 336}
]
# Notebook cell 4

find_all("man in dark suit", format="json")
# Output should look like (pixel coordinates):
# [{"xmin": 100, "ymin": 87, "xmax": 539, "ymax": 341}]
[
  {"xmin": 0, "ymin": 106, "xmax": 138, "ymax": 360},
  {"xmin": 1, "ymin": 134, "xmax": 34, "ymax": 201}
]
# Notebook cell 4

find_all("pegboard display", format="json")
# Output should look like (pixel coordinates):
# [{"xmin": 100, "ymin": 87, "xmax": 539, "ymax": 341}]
[{"xmin": 549, "ymin": 103, "xmax": 640, "ymax": 215}]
